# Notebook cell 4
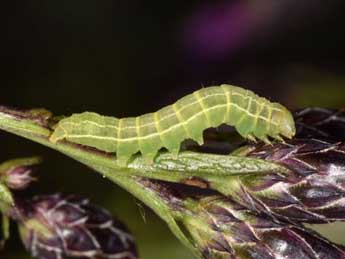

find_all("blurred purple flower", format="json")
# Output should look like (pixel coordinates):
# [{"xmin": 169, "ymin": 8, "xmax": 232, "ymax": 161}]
[
  {"xmin": 182, "ymin": 2, "xmax": 257, "ymax": 59},
  {"xmin": 180, "ymin": 1, "xmax": 339, "ymax": 60}
]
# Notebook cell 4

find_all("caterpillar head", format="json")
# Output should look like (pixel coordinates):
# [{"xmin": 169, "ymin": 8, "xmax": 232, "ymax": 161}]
[{"xmin": 271, "ymin": 103, "xmax": 296, "ymax": 139}]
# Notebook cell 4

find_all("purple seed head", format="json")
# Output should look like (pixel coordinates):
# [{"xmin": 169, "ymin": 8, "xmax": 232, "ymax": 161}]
[
  {"xmin": 14, "ymin": 193, "xmax": 138, "ymax": 259},
  {"xmin": 225, "ymin": 108, "xmax": 345, "ymax": 223},
  {"xmin": 230, "ymin": 139, "xmax": 345, "ymax": 223},
  {"xmin": 184, "ymin": 196, "xmax": 345, "ymax": 259}
]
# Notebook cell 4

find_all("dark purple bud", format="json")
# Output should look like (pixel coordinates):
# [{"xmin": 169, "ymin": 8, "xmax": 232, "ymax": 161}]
[
  {"xmin": 0, "ymin": 157, "xmax": 40, "ymax": 190},
  {"xmin": 5, "ymin": 166, "xmax": 36, "ymax": 190},
  {"xmin": 13, "ymin": 194, "xmax": 137, "ymax": 259}
]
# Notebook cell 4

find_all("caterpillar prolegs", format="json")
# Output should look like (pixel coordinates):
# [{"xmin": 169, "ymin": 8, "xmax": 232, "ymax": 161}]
[{"xmin": 49, "ymin": 85, "xmax": 295, "ymax": 165}]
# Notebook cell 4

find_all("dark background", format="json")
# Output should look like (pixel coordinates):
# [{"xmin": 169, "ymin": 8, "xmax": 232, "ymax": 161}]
[{"xmin": 1, "ymin": 1, "xmax": 345, "ymax": 258}]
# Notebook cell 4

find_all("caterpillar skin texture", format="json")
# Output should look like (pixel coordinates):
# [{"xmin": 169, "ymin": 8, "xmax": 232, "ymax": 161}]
[{"xmin": 50, "ymin": 85, "xmax": 295, "ymax": 165}]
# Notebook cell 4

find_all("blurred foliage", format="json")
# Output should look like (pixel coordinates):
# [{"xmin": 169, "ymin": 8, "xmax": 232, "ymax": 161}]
[
  {"xmin": 289, "ymin": 69, "xmax": 345, "ymax": 108},
  {"xmin": 1, "ymin": 0, "xmax": 345, "ymax": 258}
]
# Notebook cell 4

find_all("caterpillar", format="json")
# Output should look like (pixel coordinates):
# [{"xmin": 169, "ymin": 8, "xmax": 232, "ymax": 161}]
[{"xmin": 49, "ymin": 85, "xmax": 295, "ymax": 165}]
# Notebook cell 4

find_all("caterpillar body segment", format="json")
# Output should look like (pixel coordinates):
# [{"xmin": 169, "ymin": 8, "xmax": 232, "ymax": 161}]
[{"xmin": 50, "ymin": 84, "xmax": 296, "ymax": 165}]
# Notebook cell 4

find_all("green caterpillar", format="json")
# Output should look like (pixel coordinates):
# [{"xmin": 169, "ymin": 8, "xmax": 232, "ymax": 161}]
[{"xmin": 50, "ymin": 85, "xmax": 295, "ymax": 165}]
